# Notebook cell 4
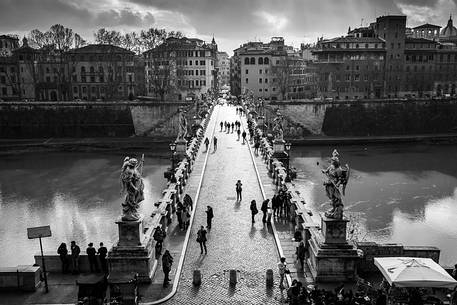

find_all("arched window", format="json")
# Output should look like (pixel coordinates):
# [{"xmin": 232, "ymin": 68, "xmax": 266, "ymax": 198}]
[
  {"xmin": 90, "ymin": 66, "xmax": 94, "ymax": 73},
  {"xmin": 99, "ymin": 66, "xmax": 104, "ymax": 73},
  {"xmin": 244, "ymin": 57, "xmax": 249, "ymax": 65},
  {"xmin": 81, "ymin": 66, "xmax": 86, "ymax": 74},
  {"xmin": 258, "ymin": 57, "xmax": 263, "ymax": 65},
  {"xmin": 250, "ymin": 57, "xmax": 255, "ymax": 64},
  {"xmin": 264, "ymin": 57, "xmax": 269, "ymax": 64}
]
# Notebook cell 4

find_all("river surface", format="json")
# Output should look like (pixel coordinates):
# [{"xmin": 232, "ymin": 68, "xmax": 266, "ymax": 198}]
[
  {"xmin": 291, "ymin": 143, "xmax": 457, "ymax": 266},
  {"xmin": 0, "ymin": 150, "xmax": 169, "ymax": 267},
  {"xmin": 1, "ymin": 144, "xmax": 456, "ymax": 267}
]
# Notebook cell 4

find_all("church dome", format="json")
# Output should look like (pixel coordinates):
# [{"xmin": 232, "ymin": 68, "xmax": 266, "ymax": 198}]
[{"xmin": 441, "ymin": 15, "xmax": 457, "ymax": 37}]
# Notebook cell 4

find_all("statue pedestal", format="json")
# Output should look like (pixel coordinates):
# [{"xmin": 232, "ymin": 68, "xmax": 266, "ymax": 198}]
[
  {"xmin": 273, "ymin": 139, "xmax": 285, "ymax": 154},
  {"xmin": 108, "ymin": 215, "xmax": 154, "ymax": 283},
  {"xmin": 306, "ymin": 214, "xmax": 359, "ymax": 282},
  {"xmin": 175, "ymin": 139, "xmax": 188, "ymax": 160}
]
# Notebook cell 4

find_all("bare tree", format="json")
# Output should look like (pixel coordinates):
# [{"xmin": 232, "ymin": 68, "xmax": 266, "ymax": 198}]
[{"xmin": 272, "ymin": 54, "xmax": 292, "ymax": 100}]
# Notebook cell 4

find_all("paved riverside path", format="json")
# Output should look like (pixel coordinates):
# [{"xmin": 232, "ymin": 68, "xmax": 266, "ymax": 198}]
[{"xmin": 165, "ymin": 104, "xmax": 286, "ymax": 305}]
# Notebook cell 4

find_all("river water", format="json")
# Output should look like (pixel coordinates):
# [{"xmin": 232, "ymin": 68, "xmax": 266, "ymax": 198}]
[
  {"xmin": 291, "ymin": 143, "xmax": 457, "ymax": 266},
  {"xmin": 0, "ymin": 150, "xmax": 169, "ymax": 267},
  {"xmin": 1, "ymin": 144, "xmax": 456, "ymax": 267}
]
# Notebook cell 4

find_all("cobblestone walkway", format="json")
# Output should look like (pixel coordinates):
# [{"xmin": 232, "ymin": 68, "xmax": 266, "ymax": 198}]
[{"xmin": 167, "ymin": 105, "xmax": 286, "ymax": 305}]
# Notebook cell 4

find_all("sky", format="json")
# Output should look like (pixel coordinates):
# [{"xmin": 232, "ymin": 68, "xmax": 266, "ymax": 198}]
[{"xmin": 0, "ymin": 0, "xmax": 456, "ymax": 55}]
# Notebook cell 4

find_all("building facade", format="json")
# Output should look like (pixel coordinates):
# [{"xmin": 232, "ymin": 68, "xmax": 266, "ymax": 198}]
[
  {"xmin": 66, "ymin": 44, "xmax": 137, "ymax": 101},
  {"xmin": 232, "ymin": 37, "xmax": 314, "ymax": 100},
  {"xmin": 143, "ymin": 37, "xmax": 217, "ymax": 101},
  {"xmin": 217, "ymin": 51, "xmax": 230, "ymax": 87}
]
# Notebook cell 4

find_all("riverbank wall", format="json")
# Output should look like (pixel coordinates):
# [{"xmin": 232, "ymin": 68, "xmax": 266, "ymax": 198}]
[
  {"xmin": 265, "ymin": 99, "xmax": 457, "ymax": 138},
  {"xmin": 0, "ymin": 101, "xmax": 195, "ymax": 139}
]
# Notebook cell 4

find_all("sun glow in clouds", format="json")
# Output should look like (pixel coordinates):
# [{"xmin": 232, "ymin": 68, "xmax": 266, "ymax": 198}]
[{"xmin": 254, "ymin": 11, "xmax": 288, "ymax": 32}]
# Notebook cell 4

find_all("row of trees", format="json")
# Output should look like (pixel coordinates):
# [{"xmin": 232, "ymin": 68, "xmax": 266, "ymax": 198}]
[
  {"xmin": 93, "ymin": 28, "xmax": 183, "ymax": 54},
  {"xmin": 26, "ymin": 24, "xmax": 183, "ymax": 54}
]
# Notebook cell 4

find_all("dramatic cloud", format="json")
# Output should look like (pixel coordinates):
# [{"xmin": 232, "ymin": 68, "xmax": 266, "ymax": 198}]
[{"xmin": 0, "ymin": 0, "xmax": 456, "ymax": 53}]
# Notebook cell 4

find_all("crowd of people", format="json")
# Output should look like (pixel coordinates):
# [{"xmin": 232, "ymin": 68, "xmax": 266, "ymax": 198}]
[{"xmin": 57, "ymin": 241, "xmax": 108, "ymax": 274}]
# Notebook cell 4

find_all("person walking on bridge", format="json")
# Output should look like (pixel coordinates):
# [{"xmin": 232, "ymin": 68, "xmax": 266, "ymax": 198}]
[
  {"xmin": 235, "ymin": 180, "xmax": 243, "ymax": 201},
  {"xmin": 206, "ymin": 206, "xmax": 214, "ymax": 229},
  {"xmin": 162, "ymin": 250, "xmax": 173, "ymax": 287},
  {"xmin": 213, "ymin": 136, "xmax": 218, "ymax": 152},
  {"xmin": 250, "ymin": 200, "xmax": 258, "ymax": 223},
  {"xmin": 220, "ymin": 121, "xmax": 223, "ymax": 131},
  {"xmin": 204, "ymin": 137, "xmax": 210, "ymax": 152},
  {"xmin": 242, "ymin": 130, "xmax": 247, "ymax": 144},
  {"xmin": 237, "ymin": 128, "xmax": 241, "ymax": 141},
  {"xmin": 261, "ymin": 199, "xmax": 269, "ymax": 223},
  {"xmin": 197, "ymin": 226, "xmax": 208, "ymax": 254}
]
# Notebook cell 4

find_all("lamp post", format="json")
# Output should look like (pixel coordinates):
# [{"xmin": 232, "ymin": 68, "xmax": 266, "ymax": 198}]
[
  {"xmin": 169, "ymin": 142, "xmax": 176, "ymax": 173},
  {"xmin": 285, "ymin": 142, "xmax": 292, "ymax": 182}
]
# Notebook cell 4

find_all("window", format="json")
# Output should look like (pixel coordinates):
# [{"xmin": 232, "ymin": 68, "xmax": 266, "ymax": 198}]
[
  {"xmin": 196, "ymin": 70, "xmax": 199, "ymax": 76},
  {"xmin": 195, "ymin": 60, "xmax": 199, "ymax": 66},
  {"xmin": 90, "ymin": 76, "xmax": 95, "ymax": 82},
  {"xmin": 201, "ymin": 70, "xmax": 205, "ymax": 75},
  {"xmin": 81, "ymin": 66, "xmax": 86, "ymax": 74},
  {"xmin": 259, "ymin": 57, "xmax": 263, "ymax": 65},
  {"xmin": 245, "ymin": 58, "xmax": 249, "ymax": 65},
  {"xmin": 259, "ymin": 69, "xmax": 262, "ymax": 74},
  {"xmin": 1, "ymin": 87, "xmax": 6, "ymax": 95},
  {"xmin": 245, "ymin": 69, "xmax": 248, "ymax": 74},
  {"xmin": 259, "ymin": 88, "xmax": 262, "ymax": 92},
  {"xmin": 0, "ymin": 76, "xmax": 5, "ymax": 84},
  {"xmin": 265, "ymin": 78, "xmax": 268, "ymax": 83},
  {"xmin": 264, "ymin": 57, "xmax": 269, "ymax": 64},
  {"xmin": 245, "ymin": 78, "xmax": 248, "ymax": 84},
  {"xmin": 200, "ymin": 60, "xmax": 205, "ymax": 65},
  {"xmin": 259, "ymin": 78, "xmax": 262, "ymax": 83},
  {"xmin": 189, "ymin": 60, "xmax": 192, "ymax": 65},
  {"xmin": 250, "ymin": 57, "xmax": 255, "ymax": 64},
  {"xmin": 265, "ymin": 69, "xmax": 268, "ymax": 74}
]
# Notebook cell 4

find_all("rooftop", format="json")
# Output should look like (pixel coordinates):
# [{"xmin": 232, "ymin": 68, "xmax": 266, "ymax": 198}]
[
  {"xmin": 413, "ymin": 23, "xmax": 441, "ymax": 30},
  {"xmin": 67, "ymin": 44, "xmax": 134, "ymax": 55}
]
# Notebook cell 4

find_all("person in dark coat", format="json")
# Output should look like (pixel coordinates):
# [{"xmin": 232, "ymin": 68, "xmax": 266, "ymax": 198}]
[
  {"xmin": 176, "ymin": 200, "xmax": 183, "ymax": 229},
  {"xmin": 197, "ymin": 226, "xmax": 207, "ymax": 254},
  {"xmin": 213, "ymin": 136, "xmax": 218, "ymax": 151},
  {"xmin": 242, "ymin": 130, "xmax": 247, "ymax": 144},
  {"xmin": 220, "ymin": 121, "xmax": 223, "ymax": 131},
  {"xmin": 231, "ymin": 122, "xmax": 234, "ymax": 133},
  {"xmin": 235, "ymin": 180, "xmax": 242, "ymax": 201},
  {"xmin": 261, "ymin": 199, "xmax": 269, "ymax": 223},
  {"xmin": 70, "ymin": 241, "xmax": 80, "ymax": 274},
  {"xmin": 206, "ymin": 206, "xmax": 214, "ymax": 229},
  {"xmin": 86, "ymin": 242, "xmax": 99, "ymax": 273},
  {"xmin": 250, "ymin": 200, "xmax": 258, "ymax": 223},
  {"xmin": 153, "ymin": 226, "xmax": 165, "ymax": 256},
  {"xmin": 204, "ymin": 137, "xmax": 210, "ymax": 151},
  {"xmin": 272, "ymin": 194, "xmax": 279, "ymax": 217},
  {"xmin": 97, "ymin": 242, "xmax": 108, "ymax": 274},
  {"xmin": 57, "ymin": 243, "xmax": 69, "ymax": 274},
  {"xmin": 162, "ymin": 250, "xmax": 173, "ymax": 287},
  {"xmin": 296, "ymin": 241, "xmax": 306, "ymax": 270},
  {"xmin": 183, "ymin": 194, "xmax": 193, "ymax": 211}
]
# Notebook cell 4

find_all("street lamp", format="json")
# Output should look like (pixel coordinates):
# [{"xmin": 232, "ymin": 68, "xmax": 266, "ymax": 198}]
[
  {"xmin": 285, "ymin": 142, "xmax": 292, "ymax": 182},
  {"xmin": 169, "ymin": 142, "xmax": 176, "ymax": 174}
]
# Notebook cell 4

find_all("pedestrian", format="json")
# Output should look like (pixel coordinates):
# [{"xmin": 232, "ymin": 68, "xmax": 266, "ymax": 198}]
[
  {"xmin": 183, "ymin": 194, "xmax": 193, "ymax": 211},
  {"xmin": 254, "ymin": 140, "xmax": 260, "ymax": 155},
  {"xmin": 162, "ymin": 250, "xmax": 173, "ymax": 287},
  {"xmin": 153, "ymin": 225, "xmax": 165, "ymax": 256},
  {"xmin": 197, "ymin": 225, "xmax": 208, "ymax": 254},
  {"xmin": 226, "ymin": 121, "xmax": 230, "ymax": 133},
  {"xmin": 213, "ymin": 136, "xmax": 218, "ymax": 151},
  {"xmin": 204, "ymin": 137, "xmax": 209, "ymax": 152},
  {"xmin": 272, "ymin": 194, "xmax": 279, "ymax": 217},
  {"xmin": 220, "ymin": 121, "xmax": 223, "ymax": 131},
  {"xmin": 250, "ymin": 200, "xmax": 258, "ymax": 223},
  {"xmin": 176, "ymin": 199, "xmax": 183, "ymax": 229},
  {"xmin": 86, "ymin": 242, "xmax": 99, "ymax": 273},
  {"xmin": 231, "ymin": 122, "xmax": 234, "ymax": 133},
  {"xmin": 206, "ymin": 206, "xmax": 214, "ymax": 229},
  {"xmin": 181, "ymin": 206, "xmax": 190, "ymax": 230},
  {"xmin": 296, "ymin": 241, "xmax": 306, "ymax": 270},
  {"xmin": 237, "ymin": 128, "xmax": 241, "ymax": 140},
  {"xmin": 57, "ymin": 242, "xmax": 69, "ymax": 274},
  {"xmin": 70, "ymin": 241, "xmax": 80, "ymax": 274},
  {"xmin": 242, "ymin": 130, "xmax": 247, "ymax": 144},
  {"xmin": 278, "ymin": 257, "xmax": 289, "ymax": 289},
  {"xmin": 235, "ymin": 180, "xmax": 242, "ymax": 201},
  {"xmin": 98, "ymin": 242, "xmax": 108, "ymax": 274},
  {"xmin": 261, "ymin": 199, "xmax": 269, "ymax": 223}
]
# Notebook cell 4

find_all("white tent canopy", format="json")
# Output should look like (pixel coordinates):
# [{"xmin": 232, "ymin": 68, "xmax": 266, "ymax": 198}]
[{"xmin": 374, "ymin": 257, "xmax": 457, "ymax": 289}]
